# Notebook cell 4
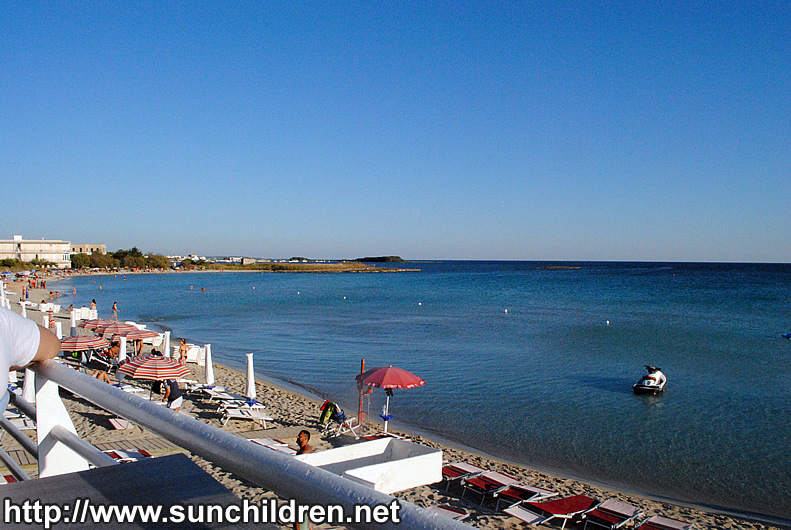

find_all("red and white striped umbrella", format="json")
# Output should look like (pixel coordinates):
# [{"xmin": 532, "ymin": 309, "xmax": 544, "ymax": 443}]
[
  {"xmin": 98, "ymin": 322, "xmax": 137, "ymax": 337},
  {"xmin": 117, "ymin": 355, "xmax": 190, "ymax": 381},
  {"xmin": 79, "ymin": 318, "xmax": 114, "ymax": 330},
  {"xmin": 123, "ymin": 329, "xmax": 161, "ymax": 341},
  {"xmin": 60, "ymin": 335, "xmax": 111, "ymax": 352}
]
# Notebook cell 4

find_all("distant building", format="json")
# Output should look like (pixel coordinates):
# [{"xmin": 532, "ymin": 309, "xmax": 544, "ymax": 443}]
[
  {"xmin": 241, "ymin": 258, "xmax": 256, "ymax": 265},
  {"xmin": 0, "ymin": 235, "xmax": 71, "ymax": 268},
  {"xmin": 71, "ymin": 243, "xmax": 106, "ymax": 255}
]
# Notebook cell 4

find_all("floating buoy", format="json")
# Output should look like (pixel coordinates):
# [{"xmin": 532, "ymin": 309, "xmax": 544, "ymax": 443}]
[
  {"xmin": 606, "ymin": 320, "xmax": 610, "ymax": 326},
  {"xmin": 418, "ymin": 302, "xmax": 422, "ymax": 306},
  {"xmin": 504, "ymin": 309, "xmax": 508, "ymax": 313},
  {"xmin": 343, "ymin": 296, "xmax": 346, "ymax": 300}
]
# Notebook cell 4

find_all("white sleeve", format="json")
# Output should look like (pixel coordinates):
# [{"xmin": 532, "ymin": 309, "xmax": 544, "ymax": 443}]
[{"xmin": 0, "ymin": 307, "xmax": 40, "ymax": 370}]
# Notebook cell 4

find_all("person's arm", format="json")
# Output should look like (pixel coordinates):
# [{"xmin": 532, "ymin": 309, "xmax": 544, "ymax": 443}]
[
  {"xmin": 162, "ymin": 383, "xmax": 171, "ymax": 402},
  {"xmin": 34, "ymin": 325, "xmax": 61, "ymax": 362},
  {"xmin": 11, "ymin": 325, "xmax": 60, "ymax": 370}
]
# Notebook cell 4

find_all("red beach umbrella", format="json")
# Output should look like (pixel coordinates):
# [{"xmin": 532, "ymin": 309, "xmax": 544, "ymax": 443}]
[
  {"xmin": 117, "ymin": 355, "xmax": 190, "ymax": 381},
  {"xmin": 79, "ymin": 318, "xmax": 113, "ymax": 330},
  {"xmin": 356, "ymin": 366, "xmax": 425, "ymax": 433},
  {"xmin": 98, "ymin": 322, "xmax": 137, "ymax": 337},
  {"xmin": 60, "ymin": 335, "xmax": 110, "ymax": 352},
  {"xmin": 123, "ymin": 329, "xmax": 160, "ymax": 341},
  {"xmin": 356, "ymin": 365, "xmax": 426, "ymax": 390}
]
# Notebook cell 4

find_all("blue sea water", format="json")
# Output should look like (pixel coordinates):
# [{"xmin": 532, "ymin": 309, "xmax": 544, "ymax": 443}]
[{"xmin": 57, "ymin": 262, "xmax": 791, "ymax": 523}]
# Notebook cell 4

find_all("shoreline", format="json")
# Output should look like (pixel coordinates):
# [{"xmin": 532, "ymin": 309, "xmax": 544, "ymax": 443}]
[
  {"xmin": 240, "ymin": 362, "xmax": 790, "ymax": 529},
  {"xmin": 2, "ymin": 279, "xmax": 788, "ymax": 528}
]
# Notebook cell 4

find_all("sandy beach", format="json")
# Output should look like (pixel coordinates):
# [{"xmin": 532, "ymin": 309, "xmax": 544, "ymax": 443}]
[{"xmin": 0, "ymin": 278, "xmax": 785, "ymax": 529}]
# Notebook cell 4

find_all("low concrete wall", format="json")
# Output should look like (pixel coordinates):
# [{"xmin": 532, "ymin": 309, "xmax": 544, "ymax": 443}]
[{"xmin": 296, "ymin": 438, "xmax": 442, "ymax": 494}]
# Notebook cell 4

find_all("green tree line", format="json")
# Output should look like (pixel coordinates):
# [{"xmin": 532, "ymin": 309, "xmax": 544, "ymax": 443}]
[{"xmin": 70, "ymin": 247, "xmax": 170, "ymax": 270}]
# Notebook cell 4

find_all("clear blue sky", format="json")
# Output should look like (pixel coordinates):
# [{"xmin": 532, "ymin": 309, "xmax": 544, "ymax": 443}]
[{"xmin": 3, "ymin": 2, "xmax": 789, "ymax": 261}]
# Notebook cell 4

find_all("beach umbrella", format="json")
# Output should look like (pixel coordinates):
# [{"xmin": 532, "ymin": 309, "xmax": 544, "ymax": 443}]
[
  {"xmin": 245, "ymin": 352, "xmax": 256, "ymax": 401},
  {"xmin": 79, "ymin": 318, "xmax": 113, "ymax": 330},
  {"xmin": 204, "ymin": 344, "xmax": 215, "ymax": 386},
  {"xmin": 117, "ymin": 355, "xmax": 190, "ymax": 381},
  {"xmin": 123, "ymin": 329, "xmax": 160, "ymax": 341},
  {"xmin": 60, "ymin": 335, "xmax": 110, "ymax": 351},
  {"xmin": 98, "ymin": 322, "xmax": 136, "ymax": 337},
  {"xmin": 356, "ymin": 365, "xmax": 425, "ymax": 433}
]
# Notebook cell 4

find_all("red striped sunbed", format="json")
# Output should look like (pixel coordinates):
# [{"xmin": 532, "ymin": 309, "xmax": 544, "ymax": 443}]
[
  {"xmin": 505, "ymin": 494, "xmax": 599, "ymax": 530},
  {"xmin": 461, "ymin": 470, "xmax": 520, "ymax": 505},
  {"xmin": 583, "ymin": 499, "xmax": 643, "ymax": 529},
  {"xmin": 495, "ymin": 484, "xmax": 558, "ymax": 510},
  {"xmin": 636, "ymin": 515, "xmax": 694, "ymax": 530}
]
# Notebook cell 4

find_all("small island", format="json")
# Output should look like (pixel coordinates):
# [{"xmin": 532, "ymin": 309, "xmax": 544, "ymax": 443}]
[{"xmin": 351, "ymin": 256, "xmax": 406, "ymax": 263}]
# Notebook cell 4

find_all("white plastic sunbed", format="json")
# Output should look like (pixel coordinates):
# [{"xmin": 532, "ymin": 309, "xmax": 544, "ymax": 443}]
[
  {"xmin": 217, "ymin": 399, "xmax": 266, "ymax": 412},
  {"xmin": 426, "ymin": 505, "xmax": 469, "ymax": 521},
  {"xmin": 221, "ymin": 408, "xmax": 274, "ymax": 429},
  {"xmin": 249, "ymin": 438, "xmax": 297, "ymax": 455}
]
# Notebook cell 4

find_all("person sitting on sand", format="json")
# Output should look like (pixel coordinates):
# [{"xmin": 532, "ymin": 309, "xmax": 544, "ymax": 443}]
[
  {"xmin": 162, "ymin": 379, "xmax": 183, "ymax": 412},
  {"xmin": 296, "ymin": 430, "xmax": 313, "ymax": 455}
]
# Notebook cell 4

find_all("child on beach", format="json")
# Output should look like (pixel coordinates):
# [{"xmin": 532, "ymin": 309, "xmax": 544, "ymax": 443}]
[{"xmin": 111, "ymin": 301, "xmax": 119, "ymax": 321}]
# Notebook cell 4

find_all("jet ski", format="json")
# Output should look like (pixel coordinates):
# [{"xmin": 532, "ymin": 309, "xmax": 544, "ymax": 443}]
[{"xmin": 633, "ymin": 365, "xmax": 667, "ymax": 394}]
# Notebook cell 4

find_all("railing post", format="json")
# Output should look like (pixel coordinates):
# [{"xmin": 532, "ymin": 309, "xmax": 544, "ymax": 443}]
[
  {"xmin": 22, "ymin": 368, "xmax": 35, "ymax": 404},
  {"xmin": 36, "ymin": 372, "xmax": 91, "ymax": 477}
]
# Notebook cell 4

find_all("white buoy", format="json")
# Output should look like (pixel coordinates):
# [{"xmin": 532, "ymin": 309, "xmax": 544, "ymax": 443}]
[
  {"xmin": 606, "ymin": 320, "xmax": 610, "ymax": 326},
  {"xmin": 504, "ymin": 309, "xmax": 508, "ymax": 313},
  {"xmin": 418, "ymin": 302, "xmax": 422, "ymax": 306}
]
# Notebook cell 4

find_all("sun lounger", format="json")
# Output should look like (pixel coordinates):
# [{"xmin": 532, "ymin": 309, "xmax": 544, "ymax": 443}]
[
  {"xmin": 3, "ymin": 408, "xmax": 24, "ymax": 420},
  {"xmin": 495, "ymin": 484, "xmax": 558, "ymax": 509},
  {"xmin": 249, "ymin": 438, "xmax": 297, "ymax": 455},
  {"xmin": 461, "ymin": 470, "xmax": 520, "ymax": 505},
  {"xmin": 103, "ymin": 449, "xmax": 151, "ymax": 463},
  {"xmin": 8, "ymin": 417, "xmax": 36, "ymax": 431},
  {"xmin": 323, "ymin": 414, "xmax": 360, "ymax": 439},
  {"xmin": 583, "ymin": 499, "xmax": 643, "ymax": 529},
  {"xmin": 184, "ymin": 382, "xmax": 227, "ymax": 394},
  {"xmin": 112, "ymin": 383, "xmax": 145, "ymax": 393},
  {"xmin": 362, "ymin": 431, "xmax": 407, "ymax": 442},
  {"xmin": 426, "ymin": 505, "xmax": 469, "ymax": 521},
  {"xmin": 636, "ymin": 515, "xmax": 694, "ymax": 530},
  {"xmin": 221, "ymin": 408, "xmax": 274, "ymax": 429},
  {"xmin": 217, "ymin": 399, "xmax": 266, "ymax": 412},
  {"xmin": 109, "ymin": 418, "xmax": 135, "ymax": 430},
  {"xmin": 440, "ymin": 462, "xmax": 486, "ymax": 491},
  {"xmin": 505, "ymin": 494, "xmax": 599, "ymax": 530},
  {"xmin": 203, "ymin": 388, "xmax": 245, "ymax": 402}
]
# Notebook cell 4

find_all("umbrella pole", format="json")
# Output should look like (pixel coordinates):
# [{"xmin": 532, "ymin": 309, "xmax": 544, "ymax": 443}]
[
  {"xmin": 383, "ymin": 394, "xmax": 390, "ymax": 433},
  {"xmin": 358, "ymin": 359, "xmax": 365, "ymax": 427}
]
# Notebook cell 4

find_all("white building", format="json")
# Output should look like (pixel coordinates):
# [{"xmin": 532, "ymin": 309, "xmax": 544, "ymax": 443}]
[{"xmin": 0, "ymin": 235, "xmax": 72, "ymax": 268}]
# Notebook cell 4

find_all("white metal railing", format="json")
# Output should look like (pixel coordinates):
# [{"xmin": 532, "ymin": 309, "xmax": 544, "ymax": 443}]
[{"xmin": 20, "ymin": 360, "xmax": 469, "ymax": 529}]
